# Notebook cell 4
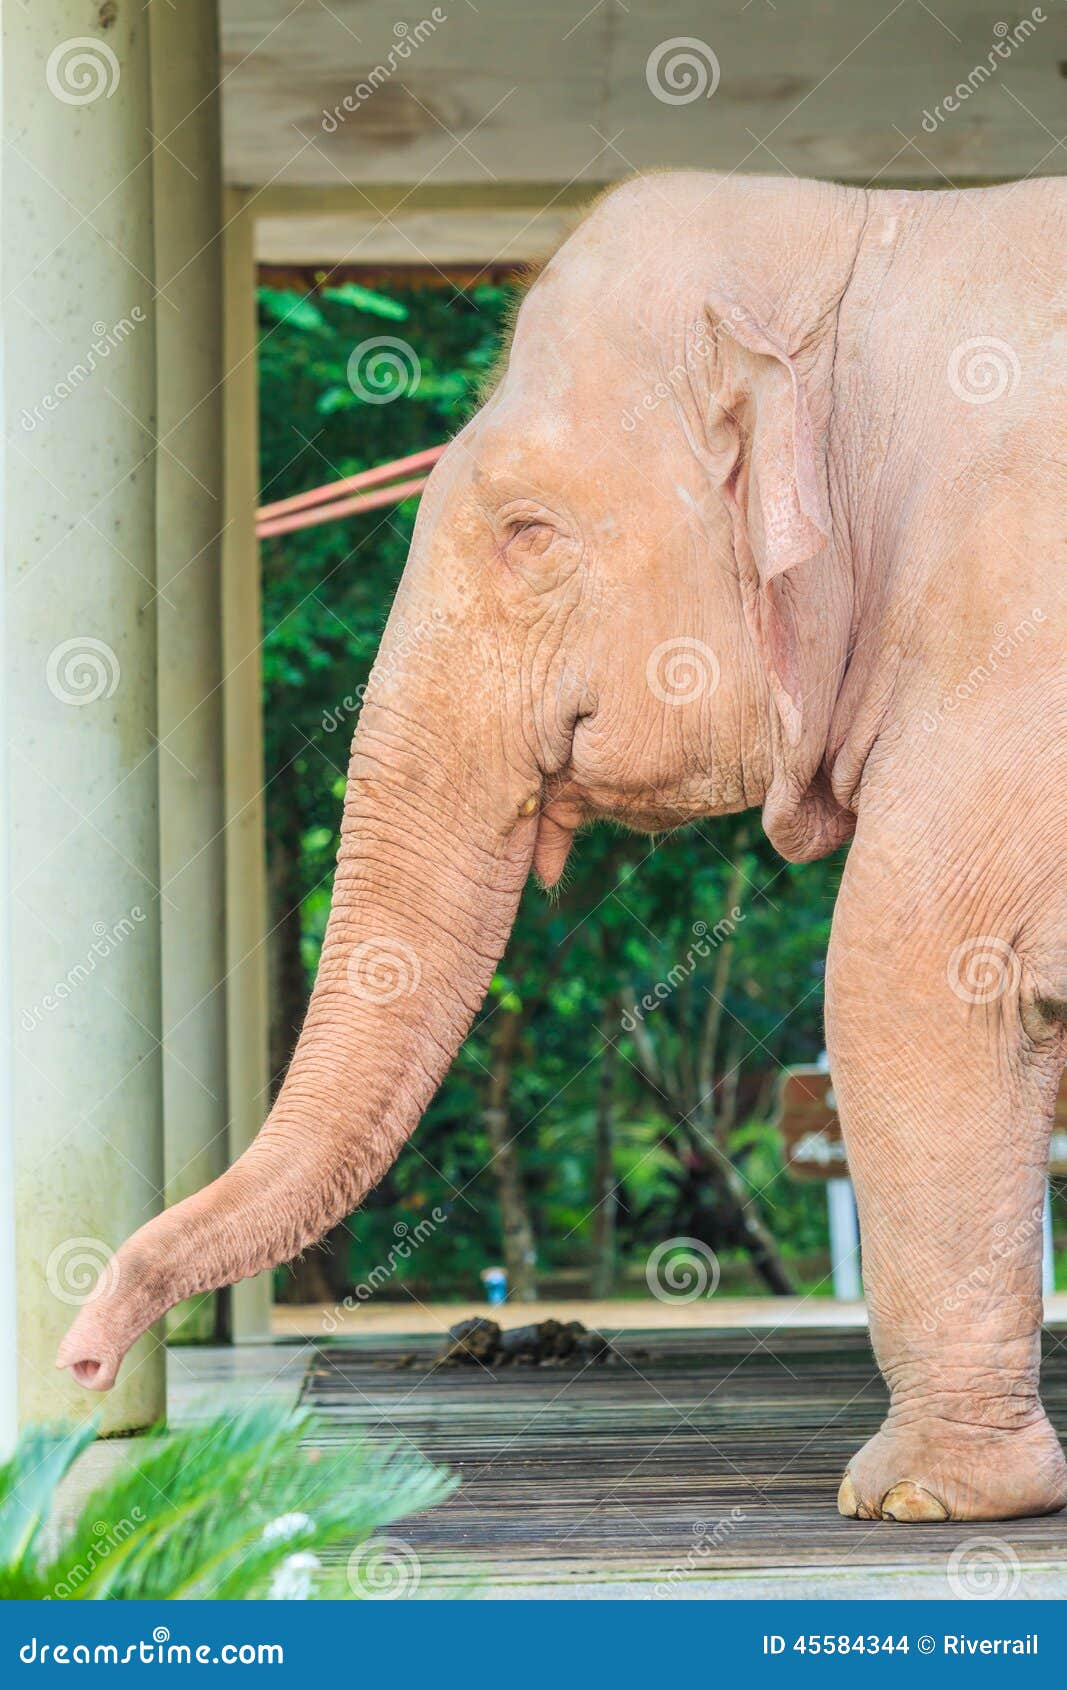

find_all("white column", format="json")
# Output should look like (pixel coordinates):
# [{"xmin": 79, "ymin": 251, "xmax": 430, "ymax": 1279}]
[
  {"xmin": 222, "ymin": 191, "xmax": 273, "ymax": 1341},
  {"xmin": 151, "ymin": 0, "xmax": 229, "ymax": 1347},
  {"xmin": 5, "ymin": 5, "xmax": 165, "ymax": 1429},
  {"xmin": 0, "ymin": 8, "xmax": 16, "ymax": 1456},
  {"xmin": 827, "ymin": 1178, "xmax": 862, "ymax": 1301},
  {"xmin": 1042, "ymin": 1181, "xmax": 1055, "ymax": 1300}
]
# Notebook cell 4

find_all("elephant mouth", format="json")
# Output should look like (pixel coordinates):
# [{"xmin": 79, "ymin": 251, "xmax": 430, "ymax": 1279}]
[{"xmin": 532, "ymin": 780, "xmax": 713, "ymax": 883}]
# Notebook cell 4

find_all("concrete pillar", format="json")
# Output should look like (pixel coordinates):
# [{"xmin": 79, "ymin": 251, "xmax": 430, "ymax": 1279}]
[
  {"xmin": 4, "ymin": 4, "xmax": 165, "ymax": 1430},
  {"xmin": 827, "ymin": 1178, "xmax": 862, "ymax": 1301},
  {"xmin": 0, "ymin": 17, "xmax": 16, "ymax": 1454},
  {"xmin": 222, "ymin": 191, "xmax": 273, "ymax": 1340},
  {"xmin": 151, "ymin": 0, "xmax": 229, "ymax": 1347}
]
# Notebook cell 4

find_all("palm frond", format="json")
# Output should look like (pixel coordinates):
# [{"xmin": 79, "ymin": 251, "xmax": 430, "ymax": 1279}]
[{"xmin": 0, "ymin": 1404, "xmax": 455, "ymax": 1600}]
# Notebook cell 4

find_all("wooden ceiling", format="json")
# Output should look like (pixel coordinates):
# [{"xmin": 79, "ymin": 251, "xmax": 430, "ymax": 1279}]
[{"xmin": 220, "ymin": 0, "xmax": 1067, "ymax": 263}]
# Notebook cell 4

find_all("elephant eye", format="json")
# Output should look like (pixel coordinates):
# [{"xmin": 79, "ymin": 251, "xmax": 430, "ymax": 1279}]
[{"xmin": 505, "ymin": 518, "xmax": 555, "ymax": 557}]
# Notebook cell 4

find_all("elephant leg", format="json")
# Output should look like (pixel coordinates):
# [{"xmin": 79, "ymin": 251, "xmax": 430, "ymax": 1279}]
[{"xmin": 826, "ymin": 810, "xmax": 1067, "ymax": 1523}]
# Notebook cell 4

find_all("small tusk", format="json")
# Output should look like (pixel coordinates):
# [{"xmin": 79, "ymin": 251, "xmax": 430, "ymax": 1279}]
[{"xmin": 518, "ymin": 795, "xmax": 539, "ymax": 816}]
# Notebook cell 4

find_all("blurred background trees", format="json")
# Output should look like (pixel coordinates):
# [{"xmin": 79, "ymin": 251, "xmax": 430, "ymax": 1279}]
[{"xmin": 258, "ymin": 274, "xmax": 846, "ymax": 1307}]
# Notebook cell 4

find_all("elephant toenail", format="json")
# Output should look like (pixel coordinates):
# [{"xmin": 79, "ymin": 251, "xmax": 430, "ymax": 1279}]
[
  {"xmin": 880, "ymin": 1480, "xmax": 948, "ymax": 1522},
  {"xmin": 837, "ymin": 1472, "xmax": 860, "ymax": 1517}
]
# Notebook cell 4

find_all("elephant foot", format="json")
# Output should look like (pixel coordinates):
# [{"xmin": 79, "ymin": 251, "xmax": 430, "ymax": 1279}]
[{"xmin": 837, "ymin": 1413, "xmax": 1067, "ymax": 1522}]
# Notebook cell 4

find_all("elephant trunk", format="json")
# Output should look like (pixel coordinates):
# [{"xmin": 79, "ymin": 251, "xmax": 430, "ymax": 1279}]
[{"xmin": 58, "ymin": 675, "xmax": 539, "ymax": 1390}]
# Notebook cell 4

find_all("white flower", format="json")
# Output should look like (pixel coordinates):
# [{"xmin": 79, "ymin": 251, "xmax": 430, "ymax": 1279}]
[
  {"xmin": 262, "ymin": 1511, "xmax": 314, "ymax": 1543},
  {"xmin": 268, "ymin": 1551, "xmax": 321, "ymax": 1600}
]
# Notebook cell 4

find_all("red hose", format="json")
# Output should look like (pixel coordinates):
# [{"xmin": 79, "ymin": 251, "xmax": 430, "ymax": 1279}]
[
  {"xmin": 256, "ymin": 474, "xmax": 430, "ymax": 539},
  {"xmin": 257, "ymin": 443, "xmax": 445, "ymax": 525}
]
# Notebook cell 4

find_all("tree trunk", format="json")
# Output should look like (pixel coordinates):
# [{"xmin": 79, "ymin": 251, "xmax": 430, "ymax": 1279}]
[
  {"xmin": 590, "ymin": 1018, "xmax": 617, "ymax": 1299},
  {"xmin": 484, "ymin": 1007, "xmax": 538, "ymax": 1302}
]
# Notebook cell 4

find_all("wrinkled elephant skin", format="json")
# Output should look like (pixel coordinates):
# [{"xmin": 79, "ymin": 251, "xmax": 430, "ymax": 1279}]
[{"xmin": 59, "ymin": 174, "xmax": 1067, "ymax": 1522}]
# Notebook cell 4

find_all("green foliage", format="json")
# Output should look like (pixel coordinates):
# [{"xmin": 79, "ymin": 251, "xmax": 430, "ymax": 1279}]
[
  {"xmin": 258, "ymin": 277, "xmax": 844, "ymax": 1301},
  {"xmin": 0, "ymin": 1406, "xmax": 454, "ymax": 1600}
]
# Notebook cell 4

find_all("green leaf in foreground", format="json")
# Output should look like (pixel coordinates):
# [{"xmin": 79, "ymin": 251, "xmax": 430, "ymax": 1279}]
[{"xmin": 0, "ymin": 1405, "xmax": 456, "ymax": 1600}]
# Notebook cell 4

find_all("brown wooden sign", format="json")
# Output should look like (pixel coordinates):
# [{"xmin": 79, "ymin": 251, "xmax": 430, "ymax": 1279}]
[
  {"xmin": 777, "ymin": 1065, "xmax": 1067, "ymax": 1180},
  {"xmin": 775, "ymin": 1067, "xmax": 846, "ymax": 1182}
]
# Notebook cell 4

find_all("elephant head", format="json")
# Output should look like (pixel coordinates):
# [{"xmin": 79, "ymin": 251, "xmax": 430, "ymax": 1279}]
[{"xmin": 59, "ymin": 172, "xmax": 868, "ymax": 1389}]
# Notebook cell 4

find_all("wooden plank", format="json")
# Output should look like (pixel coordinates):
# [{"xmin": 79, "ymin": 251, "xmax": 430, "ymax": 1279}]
[
  {"xmin": 301, "ymin": 1329, "xmax": 1067, "ymax": 1580},
  {"xmin": 223, "ymin": 0, "xmax": 1067, "ymax": 192}
]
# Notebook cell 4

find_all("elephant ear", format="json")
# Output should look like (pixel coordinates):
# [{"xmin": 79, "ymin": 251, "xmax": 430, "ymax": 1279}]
[{"xmin": 709, "ymin": 295, "xmax": 831, "ymax": 746}]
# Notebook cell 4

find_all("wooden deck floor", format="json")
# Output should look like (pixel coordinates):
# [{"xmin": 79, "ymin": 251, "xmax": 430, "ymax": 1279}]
[{"xmin": 303, "ymin": 1327, "xmax": 1067, "ymax": 1586}]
